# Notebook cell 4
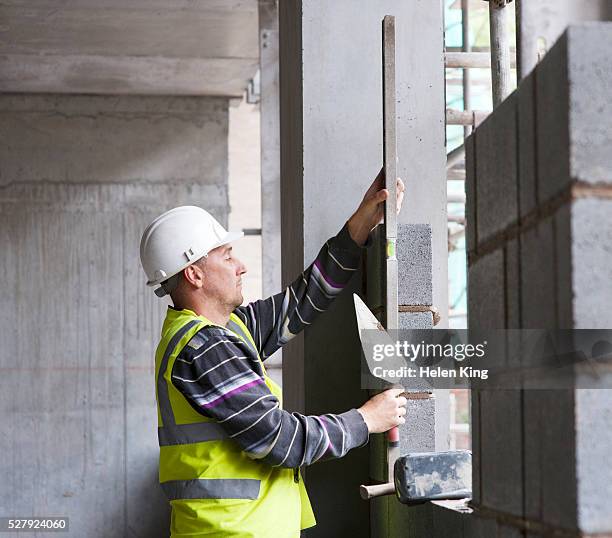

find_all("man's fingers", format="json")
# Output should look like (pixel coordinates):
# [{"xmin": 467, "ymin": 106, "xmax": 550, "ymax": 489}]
[
  {"xmin": 396, "ymin": 177, "xmax": 405, "ymax": 215},
  {"xmin": 369, "ymin": 168, "xmax": 384, "ymax": 191}
]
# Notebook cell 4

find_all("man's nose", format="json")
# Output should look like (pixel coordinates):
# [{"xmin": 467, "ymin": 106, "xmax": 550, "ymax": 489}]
[{"xmin": 236, "ymin": 259, "xmax": 247, "ymax": 275}]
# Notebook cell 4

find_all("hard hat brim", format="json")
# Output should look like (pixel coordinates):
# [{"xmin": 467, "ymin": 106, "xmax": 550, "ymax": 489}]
[
  {"xmin": 209, "ymin": 230, "xmax": 245, "ymax": 252},
  {"xmin": 145, "ymin": 230, "xmax": 245, "ymax": 287}
]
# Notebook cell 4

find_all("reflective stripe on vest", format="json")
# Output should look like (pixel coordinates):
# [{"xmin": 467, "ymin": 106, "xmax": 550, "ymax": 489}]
[
  {"xmin": 158, "ymin": 422, "xmax": 228, "ymax": 447},
  {"xmin": 161, "ymin": 478, "xmax": 261, "ymax": 501},
  {"xmin": 157, "ymin": 319, "xmax": 229, "ymax": 447},
  {"xmin": 226, "ymin": 318, "xmax": 259, "ymax": 359}
]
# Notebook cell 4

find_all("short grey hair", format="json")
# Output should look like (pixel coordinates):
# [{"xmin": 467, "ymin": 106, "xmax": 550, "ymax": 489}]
[
  {"xmin": 154, "ymin": 272, "xmax": 181, "ymax": 297},
  {"xmin": 153, "ymin": 255, "xmax": 207, "ymax": 298}
]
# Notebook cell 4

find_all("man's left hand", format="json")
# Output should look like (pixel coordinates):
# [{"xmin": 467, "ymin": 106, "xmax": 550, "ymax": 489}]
[{"xmin": 347, "ymin": 168, "xmax": 405, "ymax": 246}]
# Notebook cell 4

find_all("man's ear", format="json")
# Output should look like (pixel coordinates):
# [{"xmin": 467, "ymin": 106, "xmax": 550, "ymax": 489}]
[{"xmin": 183, "ymin": 263, "xmax": 205, "ymax": 289}]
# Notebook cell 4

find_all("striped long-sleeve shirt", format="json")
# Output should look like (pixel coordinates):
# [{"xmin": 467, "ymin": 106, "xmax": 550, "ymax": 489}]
[{"xmin": 171, "ymin": 222, "xmax": 370, "ymax": 469}]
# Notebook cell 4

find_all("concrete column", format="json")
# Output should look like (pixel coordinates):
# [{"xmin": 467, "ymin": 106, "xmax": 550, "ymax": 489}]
[
  {"xmin": 0, "ymin": 94, "xmax": 229, "ymax": 537},
  {"xmin": 258, "ymin": 0, "xmax": 283, "ymax": 383},
  {"xmin": 279, "ymin": 2, "xmax": 446, "ymax": 536}
]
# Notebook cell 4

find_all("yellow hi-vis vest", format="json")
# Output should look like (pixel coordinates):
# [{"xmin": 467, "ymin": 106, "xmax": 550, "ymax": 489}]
[{"xmin": 155, "ymin": 306, "xmax": 316, "ymax": 537}]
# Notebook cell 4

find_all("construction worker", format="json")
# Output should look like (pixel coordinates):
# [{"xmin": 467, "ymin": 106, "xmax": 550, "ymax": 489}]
[{"xmin": 139, "ymin": 171, "xmax": 407, "ymax": 537}]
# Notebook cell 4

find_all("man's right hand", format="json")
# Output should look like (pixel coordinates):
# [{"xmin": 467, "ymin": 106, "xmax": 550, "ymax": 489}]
[{"xmin": 357, "ymin": 388, "xmax": 408, "ymax": 434}]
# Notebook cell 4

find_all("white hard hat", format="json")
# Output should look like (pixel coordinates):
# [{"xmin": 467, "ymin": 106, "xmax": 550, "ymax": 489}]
[{"xmin": 139, "ymin": 206, "xmax": 243, "ymax": 293}]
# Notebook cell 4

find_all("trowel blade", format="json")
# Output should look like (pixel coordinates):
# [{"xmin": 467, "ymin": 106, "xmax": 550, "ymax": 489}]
[{"xmin": 353, "ymin": 293, "xmax": 387, "ymax": 335}]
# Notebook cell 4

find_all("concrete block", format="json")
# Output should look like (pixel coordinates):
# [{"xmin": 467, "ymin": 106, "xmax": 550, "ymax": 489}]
[
  {"xmin": 475, "ymin": 91, "xmax": 518, "ymax": 244},
  {"xmin": 462, "ymin": 515, "xmax": 497, "ymax": 538},
  {"xmin": 432, "ymin": 503, "xmax": 466, "ymax": 538},
  {"xmin": 554, "ymin": 203, "xmax": 574, "ymax": 329},
  {"xmin": 570, "ymin": 198, "xmax": 612, "ymax": 328},
  {"xmin": 398, "ymin": 224, "xmax": 433, "ymax": 306},
  {"xmin": 520, "ymin": 217, "xmax": 556, "ymax": 328},
  {"xmin": 517, "ymin": 71, "xmax": 537, "ymax": 219},
  {"xmin": 567, "ymin": 24, "xmax": 612, "ymax": 186},
  {"xmin": 479, "ymin": 390, "xmax": 523, "ymax": 517},
  {"xmin": 535, "ymin": 24, "xmax": 612, "ymax": 202},
  {"xmin": 541, "ymin": 389, "xmax": 577, "ymax": 529},
  {"xmin": 505, "ymin": 238, "xmax": 520, "ymax": 329},
  {"xmin": 468, "ymin": 249, "xmax": 505, "ymax": 329},
  {"xmin": 505, "ymin": 239, "xmax": 522, "ymax": 373},
  {"xmin": 464, "ymin": 133, "xmax": 477, "ymax": 254},
  {"xmin": 399, "ymin": 311, "xmax": 434, "ymax": 329},
  {"xmin": 470, "ymin": 390, "xmax": 481, "ymax": 506},
  {"xmin": 497, "ymin": 524, "xmax": 523, "ymax": 538},
  {"xmin": 523, "ymin": 390, "xmax": 577, "ymax": 528},
  {"xmin": 575, "ymin": 389, "xmax": 612, "ymax": 533},
  {"xmin": 536, "ymin": 31, "xmax": 571, "ymax": 203},
  {"xmin": 522, "ymin": 389, "xmax": 542, "ymax": 521},
  {"xmin": 400, "ymin": 397, "xmax": 436, "ymax": 454},
  {"xmin": 389, "ymin": 503, "xmax": 433, "ymax": 538}
]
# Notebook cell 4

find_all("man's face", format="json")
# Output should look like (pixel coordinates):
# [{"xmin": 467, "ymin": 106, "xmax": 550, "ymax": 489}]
[{"xmin": 199, "ymin": 243, "xmax": 247, "ymax": 308}]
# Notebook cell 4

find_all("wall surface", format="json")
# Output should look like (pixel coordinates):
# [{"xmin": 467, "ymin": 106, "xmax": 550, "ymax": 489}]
[
  {"xmin": 0, "ymin": 94, "xmax": 229, "ymax": 537},
  {"xmin": 464, "ymin": 24, "xmax": 612, "ymax": 538},
  {"xmin": 258, "ymin": 0, "xmax": 284, "ymax": 387}
]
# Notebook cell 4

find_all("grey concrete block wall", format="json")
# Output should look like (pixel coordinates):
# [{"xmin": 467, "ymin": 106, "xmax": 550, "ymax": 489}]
[
  {"xmin": 475, "ymin": 92, "xmax": 518, "ymax": 244},
  {"xmin": 466, "ymin": 23, "xmax": 612, "ymax": 538},
  {"xmin": 0, "ymin": 94, "xmax": 230, "ymax": 537}
]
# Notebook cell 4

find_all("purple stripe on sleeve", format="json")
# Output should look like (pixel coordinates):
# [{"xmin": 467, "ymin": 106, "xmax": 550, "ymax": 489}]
[{"xmin": 314, "ymin": 260, "xmax": 343, "ymax": 289}]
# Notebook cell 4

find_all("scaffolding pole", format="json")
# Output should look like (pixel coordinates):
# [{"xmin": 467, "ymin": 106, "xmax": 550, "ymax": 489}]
[
  {"xmin": 487, "ymin": 0, "xmax": 513, "ymax": 107},
  {"xmin": 461, "ymin": 0, "xmax": 472, "ymax": 137}
]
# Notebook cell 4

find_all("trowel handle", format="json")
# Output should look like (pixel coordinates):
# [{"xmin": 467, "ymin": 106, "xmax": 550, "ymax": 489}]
[{"xmin": 387, "ymin": 425, "xmax": 400, "ymax": 483}]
